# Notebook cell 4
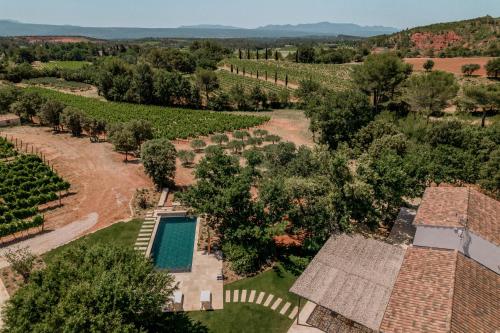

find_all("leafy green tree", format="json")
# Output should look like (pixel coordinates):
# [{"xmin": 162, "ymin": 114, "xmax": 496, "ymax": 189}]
[
  {"xmin": 141, "ymin": 138, "xmax": 177, "ymax": 188},
  {"xmin": 208, "ymin": 92, "xmax": 232, "ymax": 111},
  {"xmin": 9, "ymin": 91, "xmax": 46, "ymax": 121},
  {"xmin": 352, "ymin": 53, "xmax": 412, "ymax": 109},
  {"xmin": 210, "ymin": 133, "xmax": 229, "ymax": 146},
  {"xmin": 479, "ymin": 148, "xmax": 500, "ymax": 197},
  {"xmin": 485, "ymin": 58, "xmax": 500, "ymax": 78},
  {"xmin": 1, "ymin": 244, "xmax": 205, "ymax": 333},
  {"xmin": 0, "ymin": 85, "xmax": 21, "ymax": 114},
  {"xmin": 233, "ymin": 130, "xmax": 250, "ymax": 140},
  {"xmin": 196, "ymin": 69, "xmax": 220, "ymax": 105},
  {"xmin": 190, "ymin": 139, "xmax": 207, "ymax": 152},
  {"xmin": 253, "ymin": 129, "xmax": 268, "ymax": 138},
  {"xmin": 249, "ymin": 85, "xmax": 268, "ymax": 110},
  {"xmin": 405, "ymin": 71, "xmax": 459, "ymax": 120},
  {"xmin": 129, "ymin": 63, "xmax": 155, "ymax": 104},
  {"xmin": 153, "ymin": 70, "xmax": 193, "ymax": 107},
  {"xmin": 109, "ymin": 125, "xmax": 137, "ymax": 162},
  {"xmin": 126, "ymin": 119, "xmax": 154, "ymax": 146},
  {"xmin": 264, "ymin": 134, "xmax": 281, "ymax": 144},
  {"xmin": 229, "ymin": 84, "xmax": 249, "ymax": 110},
  {"xmin": 227, "ymin": 140, "xmax": 245, "ymax": 154},
  {"xmin": 82, "ymin": 118, "xmax": 107, "ymax": 143},
  {"xmin": 464, "ymin": 83, "xmax": 500, "ymax": 127},
  {"xmin": 178, "ymin": 150, "xmax": 196, "ymax": 167},
  {"xmin": 296, "ymin": 46, "xmax": 316, "ymax": 63},
  {"xmin": 461, "ymin": 63, "xmax": 481, "ymax": 76},
  {"xmin": 38, "ymin": 100, "xmax": 65, "ymax": 131},
  {"xmin": 306, "ymin": 89, "xmax": 373, "ymax": 150},
  {"xmin": 61, "ymin": 107, "xmax": 87, "ymax": 137},
  {"xmin": 423, "ymin": 59, "xmax": 435, "ymax": 72}
]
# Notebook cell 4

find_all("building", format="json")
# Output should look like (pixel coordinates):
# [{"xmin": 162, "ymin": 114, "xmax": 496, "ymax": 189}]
[{"xmin": 290, "ymin": 187, "xmax": 499, "ymax": 333}]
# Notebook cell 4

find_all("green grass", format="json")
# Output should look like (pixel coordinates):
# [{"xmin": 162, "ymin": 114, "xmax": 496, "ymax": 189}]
[
  {"xmin": 38, "ymin": 61, "xmax": 91, "ymax": 70},
  {"xmin": 189, "ymin": 264, "xmax": 299, "ymax": 333},
  {"xmin": 25, "ymin": 87, "xmax": 270, "ymax": 140},
  {"xmin": 43, "ymin": 219, "xmax": 143, "ymax": 264}
]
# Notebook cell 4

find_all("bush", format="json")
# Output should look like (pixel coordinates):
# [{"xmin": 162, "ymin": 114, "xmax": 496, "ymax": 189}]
[
  {"xmin": 141, "ymin": 138, "xmax": 177, "ymax": 189},
  {"xmin": 222, "ymin": 242, "xmax": 260, "ymax": 276},
  {"xmin": 282, "ymin": 255, "xmax": 311, "ymax": 275},
  {"xmin": 190, "ymin": 139, "xmax": 207, "ymax": 152},
  {"xmin": 178, "ymin": 150, "xmax": 196, "ymax": 167}
]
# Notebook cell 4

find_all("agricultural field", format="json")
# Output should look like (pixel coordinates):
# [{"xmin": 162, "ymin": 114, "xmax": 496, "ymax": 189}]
[
  {"xmin": 405, "ymin": 57, "xmax": 494, "ymax": 77},
  {"xmin": 36, "ymin": 61, "xmax": 91, "ymax": 70},
  {"xmin": 0, "ymin": 152, "xmax": 70, "ymax": 237},
  {"xmin": 220, "ymin": 59, "xmax": 354, "ymax": 91},
  {"xmin": 0, "ymin": 138, "xmax": 17, "ymax": 159},
  {"xmin": 27, "ymin": 87, "xmax": 270, "ymax": 140},
  {"xmin": 217, "ymin": 70, "xmax": 292, "ymax": 95}
]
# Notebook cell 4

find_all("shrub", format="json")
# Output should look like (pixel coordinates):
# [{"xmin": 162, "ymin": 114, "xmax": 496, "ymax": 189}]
[
  {"xmin": 222, "ymin": 242, "xmax": 260, "ymax": 275},
  {"xmin": 178, "ymin": 150, "xmax": 196, "ymax": 167},
  {"xmin": 190, "ymin": 139, "xmax": 207, "ymax": 152}
]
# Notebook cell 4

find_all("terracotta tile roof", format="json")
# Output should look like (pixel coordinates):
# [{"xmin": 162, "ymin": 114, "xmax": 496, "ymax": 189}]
[
  {"xmin": 451, "ymin": 254, "xmax": 500, "ymax": 333},
  {"xmin": 414, "ymin": 187, "xmax": 500, "ymax": 246},
  {"xmin": 290, "ymin": 234, "xmax": 406, "ymax": 331},
  {"xmin": 414, "ymin": 187, "xmax": 468, "ymax": 228},
  {"xmin": 467, "ymin": 189, "xmax": 500, "ymax": 246},
  {"xmin": 380, "ymin": 247, "xmax": 457, "ymax": 333}
]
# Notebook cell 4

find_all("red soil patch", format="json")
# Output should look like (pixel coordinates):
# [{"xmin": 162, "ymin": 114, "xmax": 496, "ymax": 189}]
[
  {"xmin": 1, "ymin": 126, "xmax": 152, "ymax": 232},
  {"xmin": 405, "ymin": 57, "xmax": 494, "ymax": 77},
  {"xmin": 410, "ymin": 31, "xmax": 462, "ymax": 51}
]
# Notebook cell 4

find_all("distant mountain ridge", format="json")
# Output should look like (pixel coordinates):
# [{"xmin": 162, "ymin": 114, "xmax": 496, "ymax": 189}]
[{"xmin": 0, "ymin": 20, "xmax": 399, "ymax": 39}]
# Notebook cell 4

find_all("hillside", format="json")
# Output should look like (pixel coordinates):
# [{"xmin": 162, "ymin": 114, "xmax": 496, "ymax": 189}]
[
  {"xmin": 0, "ymin": 20, "xmax": 397, "ymax": 39},
  {"xmin": 370, "ymin": 16, "xmax": 500, "ymax": 57}
]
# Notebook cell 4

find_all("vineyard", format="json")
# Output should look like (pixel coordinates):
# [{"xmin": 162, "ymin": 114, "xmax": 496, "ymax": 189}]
[
  {"xmin": 220, "ymin": 59, "xmax": 355, "ymax": 91},
  {"xmin": 37, "ymin": 61, "xmax": 91, "ymax": 70},
  {"xmin": 26, "ymin": 87, "xmax": 270, "ymax": 140},
  {"xmin": 23, "ymin": 77, "xmax": 93, "ymax": 90},
  {"xmin": 0, "ymin": 138, "xmax": 18, "ymax": 159},
  {"xmin": 0, "ymin": 144, "xmax": 70, "ymax": 237},
  {"xmin": 217, "ymin": 70, "xmax": 292, "ymax": 95}
]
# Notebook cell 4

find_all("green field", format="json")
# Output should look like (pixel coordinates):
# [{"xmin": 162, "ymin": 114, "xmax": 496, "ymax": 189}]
[
  {"xmin": 26, "ymin": 87, "xmax": 270, "ymax": 140},
  {"xmin": 220, "ymin": 59, "xmax": 354, "ymax": 91},
  {"xmin": 22, "ymin": 77, "xmax": 93, "ymax": 90},
  {"xmin": 38, "ymin": 61, "xmax": 91, "ymax": 70},
  {"xmin": 217, "ymin": 70, "xmax": 291, "ymax": 95}
]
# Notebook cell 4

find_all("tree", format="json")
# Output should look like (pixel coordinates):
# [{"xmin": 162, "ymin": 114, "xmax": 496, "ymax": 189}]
[
  {"xmin": 296, "ymin": 46, "xmax": 316, "ymax": 63},
  {"xmin": 227, "ymin": 140, "xmax": 245, "ymax": 154},
  {"xmin": 352, "ymin": 53, "xmax": 412, "ymax": 109},
  {"xmin": 82, "ymin": 118, "xmax": 107, "ymax": 142},
  {"xmin": 61, "ymin": 107, "xmax": 87, "ymax": 136},
  {"xmin": 127, "ymin": 119, "xmax": 154, "ymax": 147},
  {"xmin": 249, "ymin": 85, "xmax": 267, "ymax": 110},
  {"xmin": 3, "ymin": 247, "xmax": 36, "ymax": 283},
  {"xmin": 109, "ymin": 126, "xmax": 137, "ymax": 162},
  {"xmin": 464, "ymin": 83, "xmax": 500, "ymax": 127},
  {"xmin": 485, "ymin": 58, "xmax": 500, "ymax": 79},
  {"xmin": 0, "ymin": 85, "xmax": 21, "ymax": 114},
  {"xmin": 38, "ymin": 100, "xmax": 65, "ymax": 131},
  {"xmin": 178, "ymin": 150, "xmax": 196, "ymax": 167},
  {"xmin": 9, "ymin": 91, "xmax": 45, "ymax": 121},
  {"xmin": 211, "ymin": 133, "xmax": 229, "ymax": 146},
  {"xmin": 405, "ymin": 71, "xmax": 459, "ymax": 120},
  {"xmin": 229, "ymin": 84, "xmax": 249, "ymax": 110},
  {"xmin": 129, "ymin": 63, "xmax": 155, "ymax": 104},
  {"xmin": 306, "ymin": 89, "xmax": 373, "ymax": 150},
  {"xmin": 190, "ymin": 139, "xmax": 207, "ymax": 152},
  {"xmin": 196, "ymin": 69, "xmax": 219, "ymax": 105},
  {"xmin": 141, "ymin": 138, "xmax": 177, "ymax": 188},
  {"xmin": 264, "ymin": 134, "xmax": 281, "ymax": 144},
  {"xmin": 1, "ymin": 244, "xmax": 203, "ymax": 333},
  {"xmin": 233, "ymin": 130, "xmax": 250, "ymax": 140},
  {"xmin": 423, "ymin": 59, "xmax": 435, "ymax": 72},
  {"xmin": 461, "ymin": 63, "xmax": 481, "ymax": 76},
  {"xmin": 253, "ymin": 129, "xmax": 269, "ymax": 138}
]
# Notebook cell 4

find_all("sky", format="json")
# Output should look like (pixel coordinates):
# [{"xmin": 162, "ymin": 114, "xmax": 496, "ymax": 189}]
[{"xmin": 1, "ymin": 0, "xmax": 499, "ymax": 29}]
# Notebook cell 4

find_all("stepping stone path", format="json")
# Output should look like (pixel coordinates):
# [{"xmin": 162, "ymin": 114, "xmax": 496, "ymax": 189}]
[
  {"xmin": 224, "ymin": 289, "xmax": 298, "ymax": 319},
  {"xmin": 134, "ymin": 215, "xmax": 156, "ymax": 254}
]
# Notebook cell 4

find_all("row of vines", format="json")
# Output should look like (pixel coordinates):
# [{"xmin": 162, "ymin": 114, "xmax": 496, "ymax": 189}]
[
  {"xmin": 216, "ymin": 70, "xmax": 291, "ymax": 95},
  {"xmin": 26, "ymin": 87, "xmax": 270, "ymax": 140},
  {"xmin": 0, "ymin": 138, "xmax": 70, "ymax": 237}
]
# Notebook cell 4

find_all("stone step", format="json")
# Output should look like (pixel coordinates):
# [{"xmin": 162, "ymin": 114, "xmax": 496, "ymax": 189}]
[
  {"xmin": 233, "ymin": 290, "xmax": 239, "ymax": 302},
  {"xmin": 138, "ymin": 233, "xmax": 151, "ymax": 237},
  {"xmin": 248, "ymin": 290, "xmax": 256, "ymax": 303},
  {"xmin": 135, "ymin": 242, "xmax": 149, "ymax": 246},
  {"xmin": 280, "ymin": 302, "xmax": 291, "ymax": 315},
  {"xmin": 263, "ymin": 294, "xmax": 274, "ymax": 307},
  {"xmin": 134, "ymin": 247, "xmax": 147, "ymax": 251},
  {"xmin": 240, "ymin": 290, "xmax": 247, "ymax": 303},
  {"xmin": 225, "ymin": 290, "xmax": 231, "ymax": 303},
  {"xmin": 256, "ymin": 292, "xmax": 265, "ymax": 305},
  {"xmin": 288, "ymin": 306, "xmax": 299, "ymax": 319},
  {"xmin": 271, "ymin": 298, "xmax": 282, "ymax": 310}
]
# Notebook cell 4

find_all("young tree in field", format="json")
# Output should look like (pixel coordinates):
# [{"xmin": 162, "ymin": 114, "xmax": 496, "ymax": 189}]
[
  {"xmin": 0, "ymin": 85, "xmax": 21, "ymax": 114},
  {"xmin": 253, "ymin": 129, "xmax": 269, "ymax": 138},
  {"xmin": 3, "ymin": 247, "xmax": 36, "ymax": 283},
  {"xmin": 423, "ymin": 59, "xmax": 435, "ymax": 72},
  {"xmin": 196, "ymin": 69, "xmax": 219, "ymax": 105},
  {"xmin": 306, "ymin": 89, "xmax": 373, "ymax": 150},
  {"xmin": 227, "ymin": 140, "xmax": 245, "ymax": 154},
  {"xmin": 178, "ymin": 150, "xmax": 196, "ymax": 167},
  {"xmin": 38, "ymin": 100, "xmax": 65, "ymax": 131},
  {"xmin": 82, "ymin": 118, "xmax": 107, "ymax": 142},
  {"xmin": 461, "ymin": 63, "xmax": 481, "ymax": 76},
  {"xmin": 61, "ymin": 107, "xmax": 86, "ymax": 137},
  {"xmin": 141, "ymin": 138, "xmax": 177, "ymax": 188},
  {"xmin": 9, "ymin": 91, "xmax": 46, "ymax": 121},
  {"xmin": 109, "ymin": 126, "xmax": 137, "ymax": 162},
  {"xmin": 352, "ymin": 53, "xmax": 412, "ymax": 109},
  {"xmin": 211, "ymin": 133, "xmax": 229, "ymax": 146},
  {"xmin": 485, "ymin": 58, "xmax": 500, "ymax": 79},
  {"xmin": 233, "ymin": 130, "xmax": 250, "ymax": 140},
  {"xmin": 126, "ymin": 119, "xmax": 154, "ymax": 147},
  {"xmin": 264, "ymin": 134, "xmax": 282, "ymax": 144},
  {"xmin": 405, "ymin": 71, "xmax": 459, "ymax": 120},
  {"xmin": 1, "ymin": 244, "xmax": 202, "ymax": 333},
  {"xmin": 190, "ymin": 139, "xmax": 207, "ymax": 152},
  {"xmin": 464, "ymin": 83, "xmax": 500, "ymax": 127}
]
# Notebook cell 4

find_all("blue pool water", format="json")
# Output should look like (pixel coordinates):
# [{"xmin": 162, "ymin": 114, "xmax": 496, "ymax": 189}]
[{"xmin": 151, "ymin": 216, "xmax": 197, "ymax": 272}]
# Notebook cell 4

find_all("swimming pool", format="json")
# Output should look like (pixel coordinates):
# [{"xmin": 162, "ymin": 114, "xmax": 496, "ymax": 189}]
[{"xmin": 151, "ymin": 215, "xmax": 197, "ymax": 272}]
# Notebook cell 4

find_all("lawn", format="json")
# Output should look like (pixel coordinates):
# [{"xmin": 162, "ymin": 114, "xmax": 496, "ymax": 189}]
[
  {"xmin": 43, "ymin": 219, "xmax": 143, "ymax": 263},
  {"xmin": 189, "ymin": 264, "xmax": 300, "ymax": 333}
]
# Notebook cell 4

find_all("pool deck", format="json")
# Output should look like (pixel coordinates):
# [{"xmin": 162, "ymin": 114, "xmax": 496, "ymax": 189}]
[{"xmin": 147, "ymin": 210, "xmax": 223, "ymax": 311}]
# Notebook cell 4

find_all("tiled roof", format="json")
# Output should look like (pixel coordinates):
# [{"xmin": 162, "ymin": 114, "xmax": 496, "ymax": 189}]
[
  {"xmin": 290, "ymin": 234, "xmax": 406, "ymax": 331},
  {"xmin": 451, "ymin": 254, "xmax": 500, "ymax": 333},
  {"xmin": 381, "ymin": 247, "xmax": 500, "ymax": 333},
  {"xmin": 380, "ymin": 247, "xmax": 457, "ymax": 333},
  {"xmin": 414, "ymin": 187, "xmax": 500, "ymax": 246}
]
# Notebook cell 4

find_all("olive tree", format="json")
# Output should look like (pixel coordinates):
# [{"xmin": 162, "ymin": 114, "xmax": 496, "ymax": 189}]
[
  {"xmin": 38, "ymin": 100, "xmax": 65, "ymax": 131},
  {"xmin": 141, "ymin": 138, "xmax": 177, "ymax": 188}
]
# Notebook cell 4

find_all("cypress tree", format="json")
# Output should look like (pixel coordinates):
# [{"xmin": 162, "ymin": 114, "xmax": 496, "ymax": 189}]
[
  {"xmin": 231, "ymin": 64, "xmax": 234, "ymax": 73},
  {"xmin": 257, "ymin": 70, "xmax": 259, "ymax": 79},
  {"xmin": 238, "ymin": 49, "xmax": 242, "ymax": 59},
  {"xmin": 236, "ymin": 67, "xmax": 239, "ymax": 74},
  {"xmin": 295, "ymin": 50, "xmax": 299, "ymax": 63},
  {"xmin": 265, "ymin": 48, "xmax": 268, "ymax": 60},
  {"xmin": 275, "ymin": 50, "xmax": 279, "ymax": 61},
  {"xmin": 247, "ymin": 49, "xmax": 250, "ymax": 59},
  {"xmin": 275, "ymin": 72, "xmax": 278, "ymax": 84},
  {"xmin": 256, "ymin": 49, "xmax": 259, "ymax": 60},
  {"xmin": 285, "ymin": 74, "xmax": 288, "ymax": 87},
  {"xmin": 265, "ymin": 71, "xmax": 268, "ymax": 81}
]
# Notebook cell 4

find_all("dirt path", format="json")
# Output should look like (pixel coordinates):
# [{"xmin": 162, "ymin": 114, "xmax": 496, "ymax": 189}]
[
  {"xmin": 219, "ymin": 66, "xmax": 300, "ymax": 89},
  {"xmin": 0, "ymin": 126, "xmax": 152, "ymax": 233}
]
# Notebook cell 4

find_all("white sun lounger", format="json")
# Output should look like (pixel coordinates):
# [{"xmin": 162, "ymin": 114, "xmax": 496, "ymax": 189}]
[{"xmin": 200, "ymin": 290, "xmax": 212, "ymax": 310}]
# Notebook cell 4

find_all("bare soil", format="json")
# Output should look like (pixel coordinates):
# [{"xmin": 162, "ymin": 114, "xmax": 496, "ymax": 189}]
[
  {"xmin": 0, "ymin": 126, "xmax": 152, "ymax": 232},
  {"xmin": 405, "ymin": 57, "xmax": 494, "ymax": 77}
]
